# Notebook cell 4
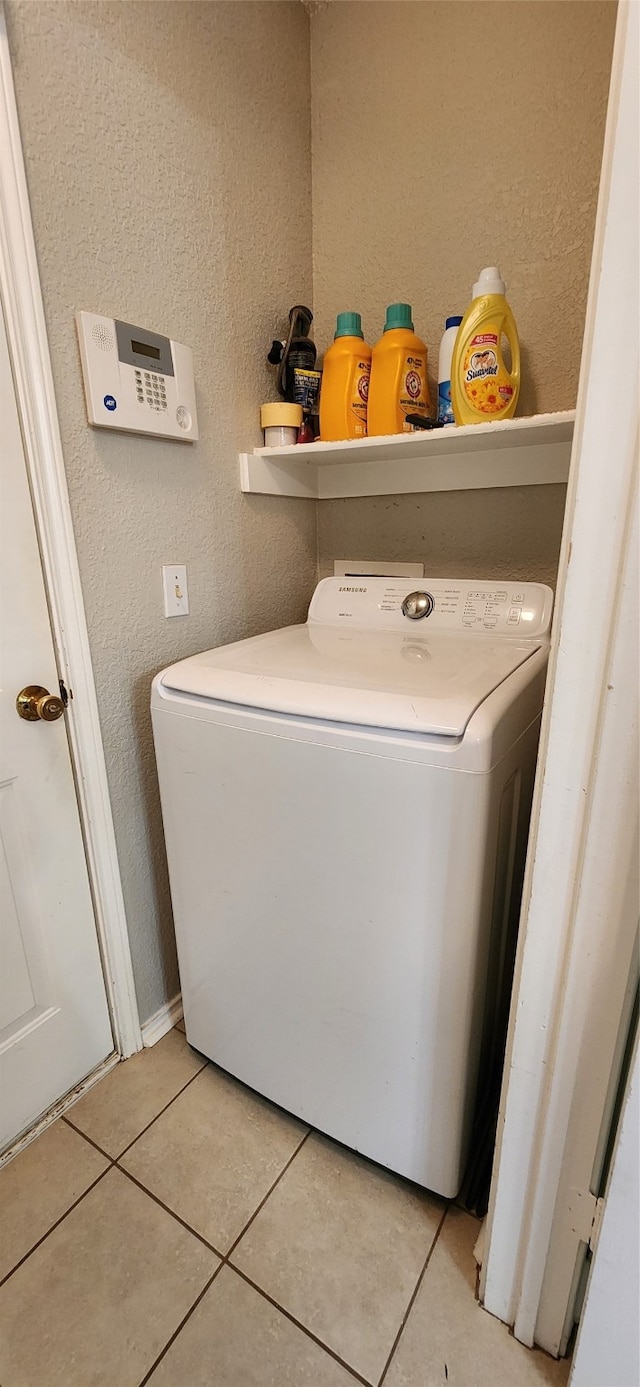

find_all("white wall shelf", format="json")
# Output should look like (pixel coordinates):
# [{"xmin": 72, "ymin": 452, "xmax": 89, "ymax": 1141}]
[{"xmin": 239, "ymin": 410, "xmax": 575, "ymax": 500}]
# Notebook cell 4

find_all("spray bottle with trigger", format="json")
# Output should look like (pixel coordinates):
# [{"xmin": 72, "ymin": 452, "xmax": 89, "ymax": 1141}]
[{"xmin": 267, "ymin": 306, "xmax": 319, "ymax": 439}]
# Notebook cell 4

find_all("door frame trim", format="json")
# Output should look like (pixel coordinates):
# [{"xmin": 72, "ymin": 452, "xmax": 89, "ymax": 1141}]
[
  {"xmin": 481, "ymin": 0, "xmax": 638, "ymax": 1353},
  {"xmin": 0, "ymin": 6, "xmax": 142, "ymax": 1059}
]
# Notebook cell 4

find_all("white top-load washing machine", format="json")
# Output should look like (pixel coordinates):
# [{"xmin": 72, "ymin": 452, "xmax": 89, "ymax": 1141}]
[{"xmin": 151, "ymin": 577, "xmax": 553, "ymax": 1197}]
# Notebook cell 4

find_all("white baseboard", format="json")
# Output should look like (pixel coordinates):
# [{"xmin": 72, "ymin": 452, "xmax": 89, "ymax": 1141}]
[{"xmin": 141, "ymin": 992, "xmax": 183, "ymax": 1048}]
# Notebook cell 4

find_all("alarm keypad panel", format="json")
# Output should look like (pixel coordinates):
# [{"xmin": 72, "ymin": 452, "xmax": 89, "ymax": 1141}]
[{"xmin": 76, "ymin": 311, "xmax": 198, "ymax": 441}]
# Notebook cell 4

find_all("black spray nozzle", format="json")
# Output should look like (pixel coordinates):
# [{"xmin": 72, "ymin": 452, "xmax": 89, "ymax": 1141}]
[{"xmin": 267, "ymin": 339, "xmax": 284, "ymax": 366}]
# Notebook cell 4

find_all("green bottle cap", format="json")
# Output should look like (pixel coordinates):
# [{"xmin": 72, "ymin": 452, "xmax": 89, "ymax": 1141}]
[
  {"xmin": 335, "ymin": 311, "xmax": 363, "ymax": 339},
  {"xmin": 384, "ymin": 302, "xmax": 414, "ymax": 332}
]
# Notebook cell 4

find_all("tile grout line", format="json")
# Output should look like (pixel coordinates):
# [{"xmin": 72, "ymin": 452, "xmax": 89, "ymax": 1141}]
[
  {"xmin": 124, "ymin": 1120, "xmax": 379, "ymax": 1387},
  {"xmin": 117, "ymin": 1057, "xmax": 209, "ymax": 1159},
  {"xmin": 136, "ymin": 1262, "xmax": 224, "ymax": 1387},
  {"xmin": 224, "ymin": 1125, "xmax": 311, "ymax": 1259},
  {"xmin": 117, "ymin": 1124, "xmax": 312, "ymax": 1266},
  {"xmin": 132, "ymin": 1128, "xmax": 322, "ymax": 1387},
  {"xmin": 0, "ymin": 1125, "xmax": 262, "ymax": 1377},
  {"xmin": 229, "ymin": 1264, "xmax": 375, "ymax": 1387},
  {"xmin": 60, "ymin": 1115, "xmax": 114, "ymax": 1162},
  {"xmin": 3, "ymin": 1043, "xmax": 306, "ymax": 1322},
  {"xmin": 63, "ymin": 1052, "xmax": 209, "ymax": 1163},
  {"xmin": 376, "ymin": 1202, "xmax": 450, "ymax": 1387},
  {"xmin": 1, "ymin": 1037, "xmax": 208, "ymax": 1291},
  {"xmin": 116, "ymin": 1164, "xmax": 227, "ymax": 1261},
  {"xmin": 0, "ymin": 1164, "xmax": 114, "ymax": 1290}
]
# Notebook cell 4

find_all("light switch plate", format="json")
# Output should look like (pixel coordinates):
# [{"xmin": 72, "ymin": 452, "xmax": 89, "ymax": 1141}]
[{"xmin": 162, "ymin": 564, "xmax": 189, "ymax": 617}]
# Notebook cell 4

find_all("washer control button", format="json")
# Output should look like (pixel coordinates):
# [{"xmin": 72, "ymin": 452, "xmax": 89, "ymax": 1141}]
[{"xmin": 401, "ymin": 591, "xmax": 434, "ymax": 620}]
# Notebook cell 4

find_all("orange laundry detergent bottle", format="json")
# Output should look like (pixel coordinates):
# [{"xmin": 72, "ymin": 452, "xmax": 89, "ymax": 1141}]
[
  {"xmin": 319, "ymin": 312, "xmax": 372, "ymax": 441},
  {"xmin": 451, "ymin": 267, "xmax": 520, "ymax": 424},
  {"xmin": 367, "ymin": 303, "xmax": 431, "ymax": 436}
]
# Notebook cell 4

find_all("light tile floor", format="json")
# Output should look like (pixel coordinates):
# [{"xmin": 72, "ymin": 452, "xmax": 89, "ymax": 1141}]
[{"xmin": 0, "ymin": 1026, "xmax": 572, "ymax": 1387}]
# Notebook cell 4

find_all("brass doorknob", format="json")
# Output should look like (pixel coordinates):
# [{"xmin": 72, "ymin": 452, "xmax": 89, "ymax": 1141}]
[{"xmin": 16, "ymin": 685, "xmax": 65, "ymax": 722}]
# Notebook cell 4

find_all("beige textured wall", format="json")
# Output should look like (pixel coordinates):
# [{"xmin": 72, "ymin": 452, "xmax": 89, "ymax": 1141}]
[
  {"xmin": 317, "ymin": 485, "xmax": 568, "ymax": 585},
  {"xmin": 311, "ymin": 0, "xmax": 616, "ymax": 586},
  {"xmin": 7, "ymin": 0, "xmax": 316, "ymax": 1023}
]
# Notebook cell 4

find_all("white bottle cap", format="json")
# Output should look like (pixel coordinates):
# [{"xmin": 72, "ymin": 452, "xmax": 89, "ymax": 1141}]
[{"xmin": 472, "ymin": 266, "xmax": 506, "ymax": 298}]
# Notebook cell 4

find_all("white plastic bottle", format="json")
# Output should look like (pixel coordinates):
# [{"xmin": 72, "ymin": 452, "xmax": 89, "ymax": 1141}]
[{"xmin": 437, "ymin": 315, "xmax": 462, "ymax": 425}]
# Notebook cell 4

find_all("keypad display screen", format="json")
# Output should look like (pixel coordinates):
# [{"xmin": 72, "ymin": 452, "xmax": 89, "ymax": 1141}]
[
  {"xmin": 131, "ymin": 339, "xmax": 161, "ymax": 360},
  {"xmin": 115, "ymin": 319, "xmax": 174, "ymax": 377}
]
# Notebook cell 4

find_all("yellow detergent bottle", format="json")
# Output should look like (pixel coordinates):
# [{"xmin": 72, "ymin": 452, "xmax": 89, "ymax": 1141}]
[
  {"xmin": 319, "ymin": 312, "xmax": 372, "ymax": 441},
  {"xmin": 367, "ymin": 303, "xmax": 431, "ymax": 436},
  {"xmin": 451, "ymin": 267, "xmax": 520, "ymax": 425}
]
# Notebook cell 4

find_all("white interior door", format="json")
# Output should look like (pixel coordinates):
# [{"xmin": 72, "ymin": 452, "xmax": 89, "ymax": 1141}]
[{"xmin": 0, "ymin": 297, "xmax": 113, "ymax": 1151}]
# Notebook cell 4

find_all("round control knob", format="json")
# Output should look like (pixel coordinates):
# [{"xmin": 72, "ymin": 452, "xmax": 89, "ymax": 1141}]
[{"xmin": 401, "ymin": 590, "xmax": 434, "ymax": 621}]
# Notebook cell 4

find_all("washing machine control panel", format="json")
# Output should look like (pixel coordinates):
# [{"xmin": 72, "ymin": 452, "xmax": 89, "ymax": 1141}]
[{"xmin": 309, "ymin": 577, "xmax": 553, "ymax": 638}]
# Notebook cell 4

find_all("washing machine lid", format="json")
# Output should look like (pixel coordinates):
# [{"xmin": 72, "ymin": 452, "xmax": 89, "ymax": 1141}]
[{"xmin": 158, "ymin": 624, "xmax": 542, "ymax": 738}]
